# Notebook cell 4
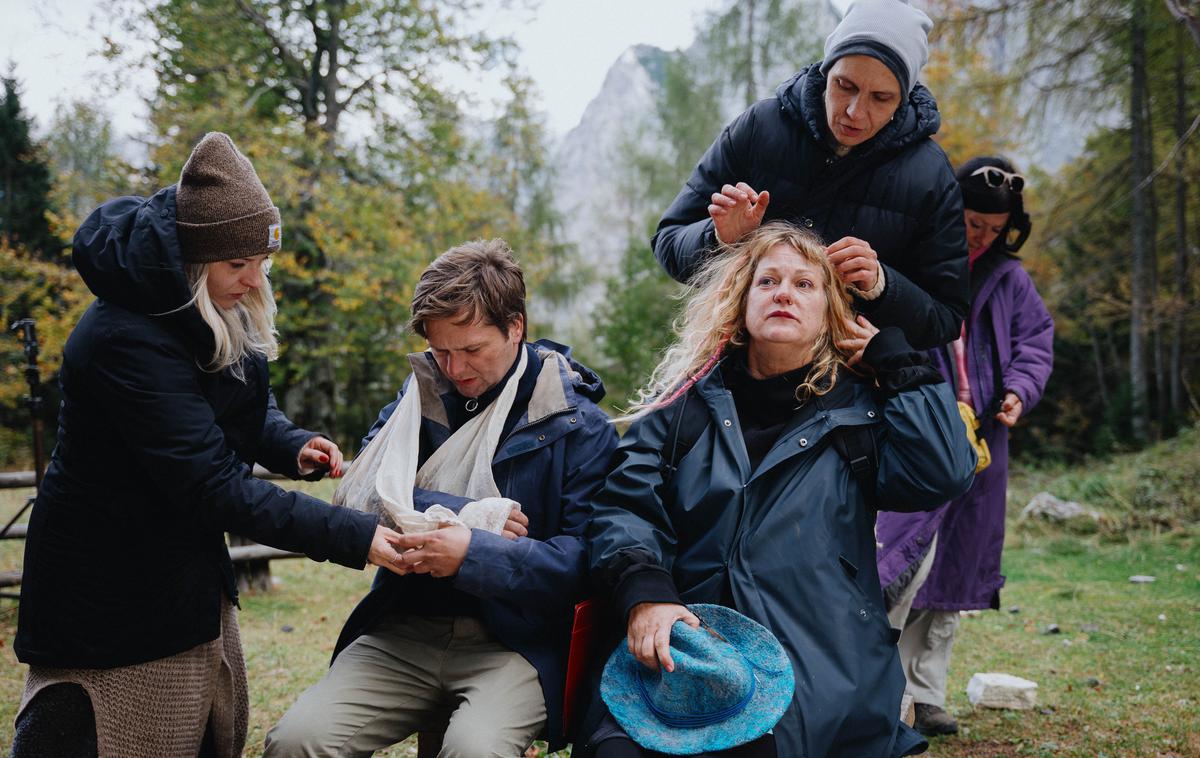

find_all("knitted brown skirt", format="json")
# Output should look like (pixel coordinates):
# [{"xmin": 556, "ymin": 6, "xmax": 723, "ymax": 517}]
[{"xmin": 19, "ymin": 598, "xmax": 249, "ymax": 758}]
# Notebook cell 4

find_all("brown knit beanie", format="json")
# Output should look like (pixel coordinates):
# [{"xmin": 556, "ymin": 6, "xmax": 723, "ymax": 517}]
[{"xmin": 176, "ymin": 132, "xmax": 282, "ymax": 263}]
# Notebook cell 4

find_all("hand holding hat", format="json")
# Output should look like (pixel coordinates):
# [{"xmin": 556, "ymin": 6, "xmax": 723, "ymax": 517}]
[{"xmin": 602, "ymin": 604, "xmax": 795, "ymax": 755}]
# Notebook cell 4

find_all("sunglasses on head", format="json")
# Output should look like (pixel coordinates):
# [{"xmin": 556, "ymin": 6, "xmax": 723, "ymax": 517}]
[{"xmin": 970, "ymin": 166, "xmax": 1025, "ymax": 193}]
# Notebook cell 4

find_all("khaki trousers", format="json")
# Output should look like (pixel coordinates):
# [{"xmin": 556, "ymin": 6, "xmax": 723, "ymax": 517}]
[
  {"xmin": 265, "ymin": 614, "xmax": 546, "ymax": 758},
  {"xmin": 887, "ymin": 535, "xmax": 960, "ymax": 707}
]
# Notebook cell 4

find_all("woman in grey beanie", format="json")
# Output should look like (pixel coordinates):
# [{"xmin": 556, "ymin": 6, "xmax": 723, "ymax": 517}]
[
  {"xmin": 653, "ymin": 0, "xmax": 968, "ymax": 354},
  {"xmin": 12, "ymin": 132, "xmax": 409, "ymax": 758}
]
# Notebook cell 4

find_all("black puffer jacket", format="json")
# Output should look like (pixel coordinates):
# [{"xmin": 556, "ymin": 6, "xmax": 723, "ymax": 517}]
[
  {"xmin": 15, "ymin": 186, "xmax": 377, "ymax": 669},
  {"xmin": 653, "ymin": 64, "xmax": 968, "ymax": 350}
]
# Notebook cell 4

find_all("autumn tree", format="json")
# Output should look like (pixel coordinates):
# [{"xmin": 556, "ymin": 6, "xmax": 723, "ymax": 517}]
[
  {"xmin": 930, "ymin": 0, "xmax": 1200, "ymax": 456},
  {"xmin": 107, "ymin": 0, "xmax": 562, "ymax": 444}
]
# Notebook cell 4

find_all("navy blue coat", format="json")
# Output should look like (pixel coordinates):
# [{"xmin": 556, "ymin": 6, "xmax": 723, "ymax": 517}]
[
  {"xmin": 586, "ymin": 364, "xmax": 976, "ymax": 757},
  {"xmin": 16, "ymin": 187, "xmax": 378, "ymax": 670},
  {"xmin": 653, "ymin": 64, "xmax": 968, "ymax": 350},
  {"xmin": 332, "ymin": 341, "xmax": 619, "ymax": 752}
]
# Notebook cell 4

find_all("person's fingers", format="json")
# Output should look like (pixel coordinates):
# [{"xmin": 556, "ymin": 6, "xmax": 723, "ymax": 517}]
[
  {"xmin": 755, "ymin": 190, "xmax": 770, "ymax": 215},
  {"xmin": 835, "ymin": 261, "xmax": 872, "ymax": 281},
  {"xmin": 720, "ymin": 184, "xmax": 747, "ymax": 202},
  {"xmin": 378, "ymin": 529, "xmax": 409, "ymax": 552},
  {"xmin": 655, "ymin": 624, "xmax": 676, "ymax": 672},
  {"xmin": 827, "ymin": 245, "xmax": 874, "ymax": 266},
  {"xmin": 681, "ymin": 610, "xmax": 701, "ymax": 628},
  {"xmin": 734, "ymin": 181, "xmax": 759, "ymax": 203},
  {"xmin": 397, "ymin": 546, "xmax": 424, "ymax": 564},
  {"xmin": 856, "ymin": 315, "xmax": 880, "ymax": 336},
  {"xmin": 378, "ymin": 559, "xmax": 408, "ymax": 576},
  {"xmin": 391, "ymin": 531, "xmax": 435, "ymax": 550},
  {"xmin": 832, "ymin": 252, "xmax": 871, "ymax": 269},
  {"xmin": 409, "ymin": 559, "xmax": 434, "ymax": 575},
  {"xmin": 708, "ymin": 204, "xmax": 729, "ymax": 218},
  {"xmin": 826, "ymin": 236, "xmax": 872, "ymax": 257},
  {"xmin": 824, "ymin": 244, "xmax": 855, "ymax": 262},
  {"xmin": 297, "ymin": 448, "xmax": 322, "ymax": 464},
  {"xmin": 710, "ymin": 192, "xmax": 737, "ymax": 208},
  {"xmin": 509, "ymin": 508, "xmax": 529, "ymax": 526},
  {"xmin": 839, "ymin": 317, "xmax": 869, "ymax": 337},
  {"xmin": 638, "ymin": 633, "xmax": 659, "ymax": 671},
  {"xmin": 502, "ymin": 520, "xmax": 527, "ymax": 538},
  {"xmin": 825, "ymin": 237, "xmax": 852, "ymax": 254}
]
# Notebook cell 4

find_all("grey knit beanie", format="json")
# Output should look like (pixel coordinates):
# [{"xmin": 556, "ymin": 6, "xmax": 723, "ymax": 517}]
[
  {"xmin": 176, "ymin": 132, "xmax": 282, "ymax": 263},
  {"xmin": 820, "ymin": 0, "xmax": 933, "ymax": 94}
]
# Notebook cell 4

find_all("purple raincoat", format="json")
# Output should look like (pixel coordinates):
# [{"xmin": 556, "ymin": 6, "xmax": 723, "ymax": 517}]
[{"xmin": 876, "ymin": 250, "xmax": 1053, "ymax": 610}]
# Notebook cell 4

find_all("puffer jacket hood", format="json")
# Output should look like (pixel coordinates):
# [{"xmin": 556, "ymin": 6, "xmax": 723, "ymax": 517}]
[
  {"xmin": 776, "ymin": 62, "xmax": 942, "ymax": 158},
  {"xmin": 72, "ymin": 185, "xmax": 192, "ymax": 316}
]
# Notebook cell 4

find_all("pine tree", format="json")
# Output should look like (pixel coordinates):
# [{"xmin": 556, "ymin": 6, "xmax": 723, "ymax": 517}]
[{"xmin": 0, "ymin": 76, "xmax": 59, "ymax": 261}]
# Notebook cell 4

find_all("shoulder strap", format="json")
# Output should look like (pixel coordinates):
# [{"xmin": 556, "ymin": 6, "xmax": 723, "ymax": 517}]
[
  {"xmin": 660, "ymin": 388, "xmax": 710, "ymax": 489},
  {"xmin": 831, "ymin": 424, "xmax": 879, "ymax": 509}
]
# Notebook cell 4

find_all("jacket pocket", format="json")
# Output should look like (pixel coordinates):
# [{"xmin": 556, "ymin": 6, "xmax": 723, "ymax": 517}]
[{"xmin": 838, "ymin": 553, "xmax": 892, "ymax": 645}]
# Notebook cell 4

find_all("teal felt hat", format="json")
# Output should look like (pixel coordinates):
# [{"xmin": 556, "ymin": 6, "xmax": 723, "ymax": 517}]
[{"xmin": 600, "ymin": 604, "xmax": 795, "ymax": 755}]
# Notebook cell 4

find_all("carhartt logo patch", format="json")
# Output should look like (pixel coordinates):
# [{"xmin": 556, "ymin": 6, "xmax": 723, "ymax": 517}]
[{"xmin": 267, "ymin": 223, "xmax": 282, "ymax": 250}]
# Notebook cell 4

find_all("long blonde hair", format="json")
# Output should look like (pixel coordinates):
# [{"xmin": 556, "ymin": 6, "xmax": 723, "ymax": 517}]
[
  {"xmin": 184, "ymin": 259, "xmax": 279, "ymax": 381},
  {"xmin": 625, "ymin": 222, "xmax": 860, "ymax": 419}
]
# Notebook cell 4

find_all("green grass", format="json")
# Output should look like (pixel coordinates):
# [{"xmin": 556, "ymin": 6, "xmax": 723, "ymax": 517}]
[{"xmin": 2, "ymin": 432, "xmax": 1199, "ymax": 756}]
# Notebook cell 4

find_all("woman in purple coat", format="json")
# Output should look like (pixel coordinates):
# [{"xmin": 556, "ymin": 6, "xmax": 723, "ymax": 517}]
[{"xmin": 874, "ymin": 156, "xmax": 1054, "ymax": 737}]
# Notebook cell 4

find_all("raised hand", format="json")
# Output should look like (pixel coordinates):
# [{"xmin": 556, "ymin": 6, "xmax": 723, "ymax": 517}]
[
  {"xmin": 825, "ymin": 236, "xmax": 881, "ymax": 293},
  {"xmin": 708, "ymin": 182, "xmax": 770, "ymax": 244}
]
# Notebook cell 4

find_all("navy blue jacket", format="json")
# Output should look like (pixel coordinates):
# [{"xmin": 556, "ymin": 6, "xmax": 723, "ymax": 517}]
[
  {"xmin": 332, "ymin": 341, "xmax": 619, "ymax": 752},
  {"xmin": 585, "ymin": 354, "xmax": 976, "ymax": 757},
  {"xmin": 15, "ymin": 187, "xmax": 378, "ymax": 669},
  {"xmin": 653, "ymin": 64, "xmax": 968, "ymax": 350}
]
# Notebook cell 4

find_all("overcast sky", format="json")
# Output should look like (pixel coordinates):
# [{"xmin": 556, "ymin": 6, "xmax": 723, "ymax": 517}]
[{"xmin": 4, "ymin": 0, "xmax": 734, "ymax": 147}]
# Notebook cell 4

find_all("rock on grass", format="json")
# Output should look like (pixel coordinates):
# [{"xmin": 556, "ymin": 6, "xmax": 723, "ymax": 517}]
[{"xmin": 967, "ymin": 673, "xmax": 1039, "ymax": 710}]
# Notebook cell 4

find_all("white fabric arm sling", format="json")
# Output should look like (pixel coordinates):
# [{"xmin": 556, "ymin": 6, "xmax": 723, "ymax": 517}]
[{"xmin": 333, "ymin": 348, "xmax": 527, "ymax": 535}]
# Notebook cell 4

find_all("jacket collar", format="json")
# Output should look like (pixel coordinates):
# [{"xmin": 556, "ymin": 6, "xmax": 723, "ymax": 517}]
[
  {"xmin": 406, "ymin": 341, "xmax": 587, "ymax": 431},
  {"xmin": 694, "ymin": 357, "xmax": 878, "ymax": 483},
  {"xmin": 969, "ymin": 251, "xmax": 1023, "ymax": 323}
]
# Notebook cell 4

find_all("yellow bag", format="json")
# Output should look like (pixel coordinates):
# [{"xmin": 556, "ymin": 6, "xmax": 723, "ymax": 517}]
[{"xmin": 957, "ymin": 401, "xmax": 992, "ymax": 474}]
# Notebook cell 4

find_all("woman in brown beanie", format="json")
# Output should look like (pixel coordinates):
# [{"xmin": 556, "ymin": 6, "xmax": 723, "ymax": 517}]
[{"xmin": 12, "ymin": 132, "xmax": 408, "ymax": 758}]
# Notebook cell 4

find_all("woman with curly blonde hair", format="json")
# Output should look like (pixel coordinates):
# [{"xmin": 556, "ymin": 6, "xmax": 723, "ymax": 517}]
[
  {"xmin": 627, "ymin": 222, "xmax": 863, "ymax": 420},
  {"xmin": 581, "ymin": 222, "xmax": 978, "ymax": 758}
]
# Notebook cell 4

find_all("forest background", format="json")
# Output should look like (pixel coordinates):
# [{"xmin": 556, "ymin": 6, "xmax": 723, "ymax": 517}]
[{"xmin": 2, "ymin": 0, "xmax": 1200, "ymax": 470}]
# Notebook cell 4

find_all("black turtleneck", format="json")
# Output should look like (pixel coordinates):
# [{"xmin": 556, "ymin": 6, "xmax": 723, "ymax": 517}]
[{"xmin": 720, "ymin": 351, "xmax": 819, "ymax": 472}]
